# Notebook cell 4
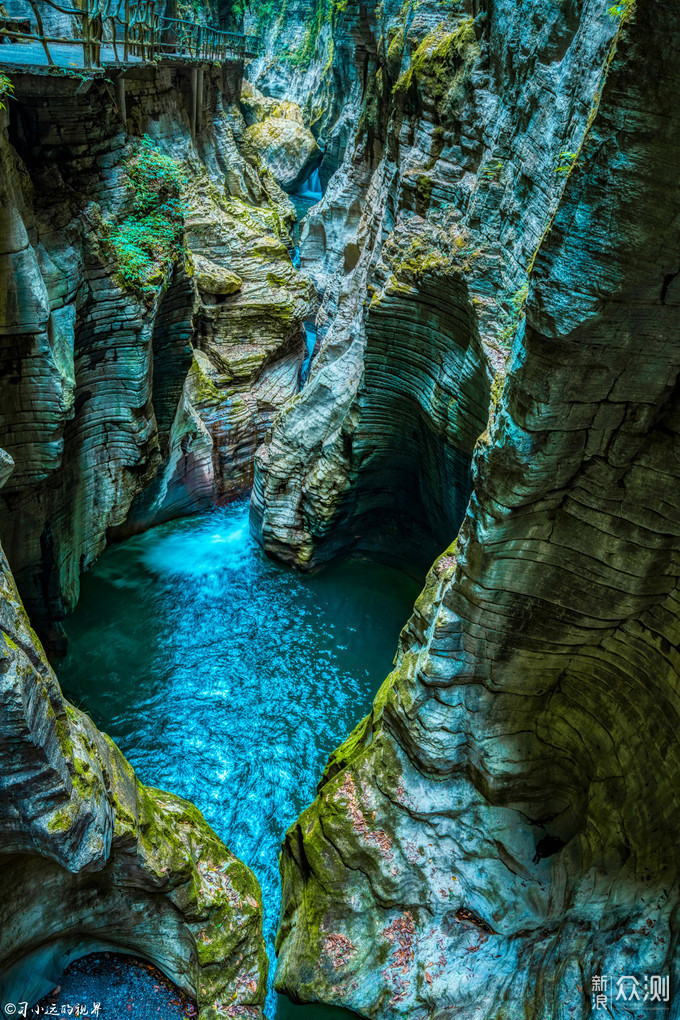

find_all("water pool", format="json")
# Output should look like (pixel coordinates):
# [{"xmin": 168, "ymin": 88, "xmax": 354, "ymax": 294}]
[{"xmin": 57, "ymin": 497, "xmax": 422, "ymax": 1017}]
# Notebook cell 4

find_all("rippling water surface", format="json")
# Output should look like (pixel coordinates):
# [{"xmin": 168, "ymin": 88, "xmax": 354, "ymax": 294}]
[{"xmin": 57, "ymin": 498, "xmax": 421, "ymax": 1017}]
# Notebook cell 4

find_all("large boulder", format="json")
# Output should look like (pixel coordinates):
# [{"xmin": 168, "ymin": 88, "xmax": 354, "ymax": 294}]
[
  {"xmin": 240, "ymin": 79, "xmax": 305, "ymax": 126},
  {"xmin": 242, "ymin": 93, "xmax": 321, "ymax": 193}
]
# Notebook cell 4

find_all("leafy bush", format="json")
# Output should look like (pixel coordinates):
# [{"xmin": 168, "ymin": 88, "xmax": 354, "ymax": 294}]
[
  {"xmin": 554, "ymin": 150, "xmax": 580, "ymax": 175},
  {"xmin": 0, "ymin": 72, "xmax": 14, "ymax": 112},
  {"xmin": 607, "ymin": 0, "xmax": 635, "ymax": 18},
  {"xmin": 105, "ymin": 136, "xmax": 185, "ymax": 294}
]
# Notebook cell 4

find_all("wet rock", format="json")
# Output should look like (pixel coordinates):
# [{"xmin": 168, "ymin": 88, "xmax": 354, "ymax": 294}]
[
  {"xmin": 0, "ymin": 521, "xmax": 267, "ymax": 1017},
  {"xmin": 251, "ymin": 0, "xmax": 680, "ymax": 1016},
  {"xmin": 0, "ymin": 65, "xmax": 313, "ymax": 630}
]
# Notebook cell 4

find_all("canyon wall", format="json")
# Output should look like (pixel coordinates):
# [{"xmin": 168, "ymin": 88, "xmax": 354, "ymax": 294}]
[
  {"xmin": 246, "ymin": 0, "xmax": 369, "ymax": 188},
  {"xmin": 251, "ymin": 0, "xmax": 621, "ymax": 571},
  {"xmin": 0, "ymin": 63, "xmax": 314, "ymax": 639},
  {"xmin": 253, "ymin": 0, "xmax": 680, "ymax": 1016},
  {"xmin": 0, "ymin": 52, "xmax": 312, "ymax": 1015},
  {"xmin": 0, "ymin": 452, "xmax": 267, "ymax": 1016}
]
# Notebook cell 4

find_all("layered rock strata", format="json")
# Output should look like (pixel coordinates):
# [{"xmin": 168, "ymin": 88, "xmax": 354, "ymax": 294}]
[
  {"xmin": 273, "ymin": 1, "xmax": 680, "ymax": 1016},
  {"xmin": 246, "ymin": 0, "xmax": 368, "ymax": 187},
  {"xmin": 0, "ymin": 452, "xmax": 267, "ymax": 1017},
  {"xmin": 251, "ymin": 0, "xmax": 620, "ymax": 566},
  {"xmin": 0, "ymin": 64, "xmax": 313, "ymax": 633},
  {"xmin": 241, "ymin": 81, "xmax": 322, "ymax": 192}
]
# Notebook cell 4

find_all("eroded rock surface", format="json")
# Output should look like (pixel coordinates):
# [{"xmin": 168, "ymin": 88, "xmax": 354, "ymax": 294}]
[
  {"xmin": 0, "ymin": 457, "xmax": 267, "ymax": 1015},
  {"xmin": 241, "ymin": 82, "xmax": 322, "ymax": 192},
  {"xmin": 252, "ymin": 0, "xmax": 618, "ymax": 569},
  {"xmin": 246, "ymin": 0, "xmax": 366, "ymax": 188},
  {"xmin": 0, "ymin": 65, "xmax": 313, "ymax": 633},
  {"xmin": 265, "ymin": 0, "xmax": 680, "ymax": 1016}
]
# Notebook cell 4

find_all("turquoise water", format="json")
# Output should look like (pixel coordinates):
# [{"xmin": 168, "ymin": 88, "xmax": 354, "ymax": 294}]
[{"xmin": 57, "ymin": 498, "xmax": 421, "ymax": 1017}]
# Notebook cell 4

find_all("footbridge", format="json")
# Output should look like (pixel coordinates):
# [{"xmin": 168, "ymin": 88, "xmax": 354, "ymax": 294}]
[{"xmin": 0, "ymin": 0, "xmax": 260, "ymax": 71}]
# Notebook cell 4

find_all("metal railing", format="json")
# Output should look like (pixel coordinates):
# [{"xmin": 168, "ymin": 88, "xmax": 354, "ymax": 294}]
[{"xmin": 0, "ymin": 0, "xmax": 261, "ymax": 68}]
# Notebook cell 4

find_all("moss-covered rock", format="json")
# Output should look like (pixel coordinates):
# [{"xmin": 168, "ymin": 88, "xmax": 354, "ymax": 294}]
[
  {"xmin": 244, "ymin": 117, "xmax": 322, "ymax": 193},
  {"xmin": 0, "ymin": 536, "xmax": 267, "ymax": 1016},
  {"xmin": 193, "ymin": 253, "xmax": 243, "ymax": 296}
]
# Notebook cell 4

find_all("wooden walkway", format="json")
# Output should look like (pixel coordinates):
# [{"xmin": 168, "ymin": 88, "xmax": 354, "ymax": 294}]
[{"xmin": 0, "ymin": 1, "xmax": 260, "ymax": 72}]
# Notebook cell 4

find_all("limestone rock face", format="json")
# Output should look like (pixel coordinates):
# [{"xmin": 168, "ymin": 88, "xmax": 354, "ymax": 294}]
[
  {"xmin": 246, "ymin": 0, "xmax": 367, "ymax": 188},
  {"xmin": 193, "ymin": 253, "xmax": 243, "ymax": 295},
  {"xmin": 0, "ymin": 66, "xmax": 313, "ymax": 631},
  {"xmin": 244, "ymin": 111, "xmax": 322, "ymax": 192},
  {"xmin": 251, "ymin": 0, "xmax": 616, "ymax": 568},
  {"xmin": 272, "ymin": 1, "xmax": 680, "ymax": 1016},
  {"xmin": 241, "ymin": 80, "xmax": 305, "ymax": 126},
  {"xmin": 0, "ymin": 519, "xmax": 267, "ymax": 1016}
]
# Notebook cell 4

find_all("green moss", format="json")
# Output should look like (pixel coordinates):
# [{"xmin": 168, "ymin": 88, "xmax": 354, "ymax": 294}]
[
  {"xmin": 393, "ymin": 16, "xmax": 477, "ymax": 108},
  {"xmin": 283, "ymin": 0, "xmax": 346, "ymax": 70},
  {"xmin": 498, "ymin": 281, "xmax": 529, "ymax": 349},
  {"xmin": 189, "ymin": 356, "xmax": 223, "ymax": 404},
  {"xmin": 103, "ymin": 136, "xmax": 185, "ymax": 296},
  {"xmin": 393, "ymin": 235, "xmax": 452, "ymax": 277},
  {"xmin": 607, "ymin": 0, "xmax": 635, "ymax": 19},
  {"xmin": 415, "ymin": 173, "xmax": 433, "ymax": 215},
  {"xmin": 3, "ymin": 632, "xmax": 17, "ymax": 651},
  {"xmin": 476, "ymin": 371, "xmax": 505, "ymax": 448},
  {"xmin": 358, "ymin": 69, "xmax": 382, "ymax": 137},
  {"xmin": 47, "ymin": 805, "xmax": 75, "ymax": 833}
]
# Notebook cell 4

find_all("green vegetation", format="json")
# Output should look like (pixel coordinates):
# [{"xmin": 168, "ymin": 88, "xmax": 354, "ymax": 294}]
[
  {"xmin": 480, "ymin": 157, "xmax": 503, "ymax": 182},
  {"xmin": 554, "ymin": 150, "xmax": 580, "ymax": 175},
  {"xmin": 276, "ymin": 0, "xmax": 347, "ymax": 69},
  {"xmin": 392, "ymin": 16, "xmax": 478, "ymax": 115},
  {"xmin": 104, "ymin": 136, "xmax": 185, "ymax": 295},
  {"xmin": 0, "ymin": 72, "xmax": 14, "ymax": 111},
  {"xmin": 415, "ymin": 173, "xmax": 434, "ymax": 214},
  {"xmin": 394, "ymin": 235, "xmax": 452, "ymax": 277},
  {"xmin": 607, "ymin": 0, "xmax": 634, "ymax": 18},
  {"xmin": 498, "ymin": 282, "xmax": 529, "ymax": 349}
]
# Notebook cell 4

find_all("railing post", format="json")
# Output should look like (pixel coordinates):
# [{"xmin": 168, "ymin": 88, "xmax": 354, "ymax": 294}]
[
  {"xmin": 26, "ymin": 0, "xmax": 55, "ymax": 65},
  {"xmin": 17, "ymin": 3, "xmax": 255, "ymax": 74},
  {"xmin": 82, "ymin": 0, "xmax": 91, "ymax": 69}
]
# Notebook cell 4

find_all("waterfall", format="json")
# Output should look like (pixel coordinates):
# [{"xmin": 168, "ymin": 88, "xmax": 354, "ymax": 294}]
[
  {"xmin": 300, "ymin": 322, "xmax": 317, "ymax": 386},
  {"xmin": 295, "ymin": 167, "xmax": 323, "ymax": 200}
]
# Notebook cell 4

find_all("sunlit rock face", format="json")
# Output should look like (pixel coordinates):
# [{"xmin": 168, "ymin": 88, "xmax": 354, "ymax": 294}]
[
  {"xmin": 0, "ymin": 66, "xmax": 313, "ymax": 633},
  {"xmin": 0, "ymin": 458, "xmax": 267, "ymax": 1016},
  {"xmin": 240, "ymin": 81, "xmax": 322, "ymax": 192},
  {"xmin": 271, "ymin": 1, "xmax": 680, "ymax": 1016},
  {"xmin": 244, "ymin": 115, "xmax": 322, "ymax": 192}
]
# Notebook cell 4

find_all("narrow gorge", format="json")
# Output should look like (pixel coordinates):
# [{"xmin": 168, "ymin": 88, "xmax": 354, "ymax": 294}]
[{"xmin": 1, "ymin": 0, "xmax": 679, "ymax": 1019}]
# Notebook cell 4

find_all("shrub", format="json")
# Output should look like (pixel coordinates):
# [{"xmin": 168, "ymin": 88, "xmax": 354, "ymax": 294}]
[
  {"xmin": 607, "ymin": 0, "xmax": 635, "ymax": 19},
  {"xmin": 0, "ymin": 72, "xmax": 14, "ymax": 111},
  {"xmin": 105, "ymin": 136, "xmax": 185, "ymax": 294}
]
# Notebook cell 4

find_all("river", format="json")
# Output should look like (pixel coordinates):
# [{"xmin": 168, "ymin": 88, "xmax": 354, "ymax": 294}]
[{"xmin": 57, "ymin": 498, "xmax": 421, "ymax": 1018}]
